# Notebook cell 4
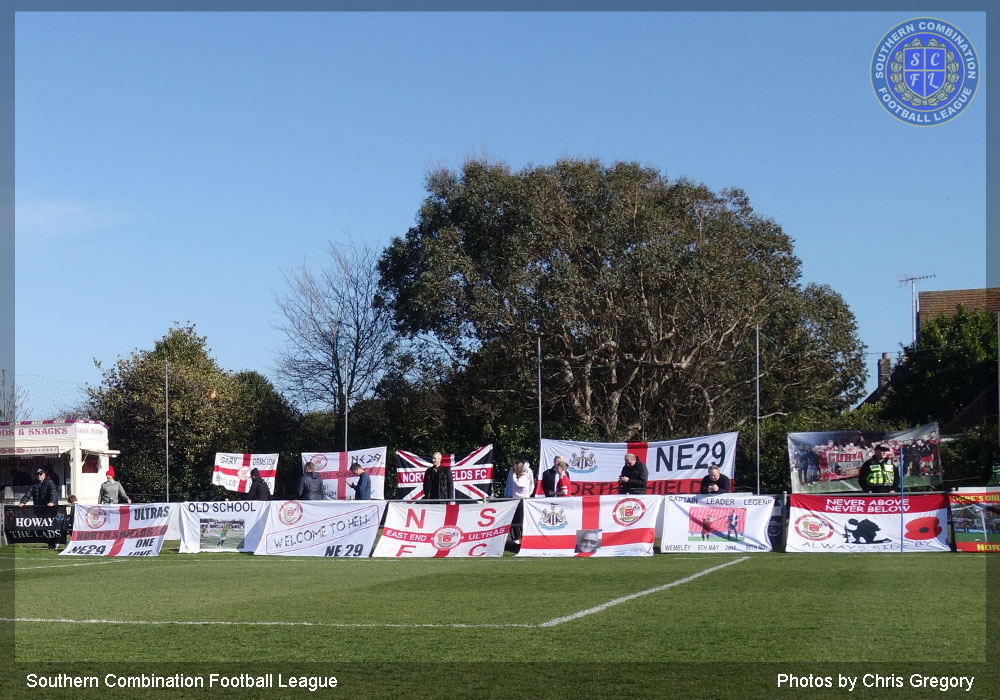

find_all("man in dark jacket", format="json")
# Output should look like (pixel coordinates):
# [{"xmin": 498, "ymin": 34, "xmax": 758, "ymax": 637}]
[
  {"xmin": 246, "ymin": 467, "xmax": 271, "ymax": 501},
  {"xmin": 618, "ymin": 453, "xmax": 648, "ymax": 495},
  {"xmin": 541, "ymin": 456, "xmax": 567, "ymax": 497},
  {"xmin": 19, "ymin": 468, "xmax": 60, "ymax": 549},
  {"xmin": 350, "ymin": 462, "xmax": 372, "ymax": 500},
  {"xmin": 298, "ymin": 462, "xmax": 326, "ymax": 500},
  {"xmin": 422, "ymin": 452, "xmax": 453, "ymax": 500}
]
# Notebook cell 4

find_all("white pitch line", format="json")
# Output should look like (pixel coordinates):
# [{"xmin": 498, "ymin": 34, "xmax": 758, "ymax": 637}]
[
  {"xmin": 538, "ymin": 556, "xmax": 750, "ymax": 627},
  {"xmin": 0, "ymin": 559, "xmax": 127, "ymax": 573}
]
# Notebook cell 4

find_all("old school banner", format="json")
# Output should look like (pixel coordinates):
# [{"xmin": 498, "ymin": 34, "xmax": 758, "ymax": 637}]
[
  {"xmin": 373, "ymin": 500, "xmax": 517, "ymax": 558},
  {"xmin": 61, "ymin": 504, "xmax": 174, "ymax": 557},
  {"xmin": 660, "ymin": 493, "xmax": 775, "ymax": 553},
  {"xmin": 212, "ymin": 453, "xmax": 279, "ymax": 494},
  {"xmin": 519, "ymin": 495, "xmax": 663, "ymax": 557},
  {"xmin": 949, "ymin": 490, "xmax": 1000, "ymax": 553},
  {"xmin": 539, "ymin": 433, "xmax": 738, "ymax": 495},
  {"xmin": 301, "ymin": 446, "xmax": 387, "ymax": 500},
  {"xmin": 178, "ymin": 501, "xmax": 269, "ymax": 553},
  {"xmin": 786, "ymin": 494, "xmax": 949, "ymax": 553},
  {"xmin": 254, "ymin": 500, "xmax": 386, "ymax": 557}
]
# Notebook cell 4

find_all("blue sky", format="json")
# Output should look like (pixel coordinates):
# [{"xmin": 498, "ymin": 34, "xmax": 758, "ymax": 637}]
[{"xmin": 11, "ymin": 11, "xmax": 988, "ymax": 419}]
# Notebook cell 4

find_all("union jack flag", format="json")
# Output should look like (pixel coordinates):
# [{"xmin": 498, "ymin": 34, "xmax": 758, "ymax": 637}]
[{"xmin": 395, "ymin": 445, "xmax": 494, "ymax": 500}]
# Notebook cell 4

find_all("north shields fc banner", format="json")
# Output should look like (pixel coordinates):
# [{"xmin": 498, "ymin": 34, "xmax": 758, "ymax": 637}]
[
  {"xmin": 660, "ymin": 494, "xmax": 775, "ymax": 553},
  {"xmin": 539, "ymin": 433, "xmax": 738, "ymax": 495},
  {"xmin": 301, "ymin": 447, "xmax": 387, "ymax": 500},
  {"xmin": 949, "ymin": 491, "xmax": 1000, "ymax": 553},
  {"xmin": 61, "ymin": 504, "xmax": 174, "ymax": 556},
  {"xmin": 178, "ymin": 501, "xmax": 269, "ymax": 553},
  {"xmin": 372, "ymin": 500, "xmax": 517, "ymax": 558},
  {"xmin": 786, "ymin": 494, "xmax": 950, "ymax": 553},
  {"xmin": 212, "ymin": 453, "xmax": 278, "ymax": 494},
  {"xmin": 395, "ymin": 445, "xmax": 494, "ymax": 500},
  {"xmin": 254, "ymin": 500, "xmax": 386, "ymax": 557},
  {"xmin": 518, "ymin": 495, "xmax": 663, "ymax": 557}
]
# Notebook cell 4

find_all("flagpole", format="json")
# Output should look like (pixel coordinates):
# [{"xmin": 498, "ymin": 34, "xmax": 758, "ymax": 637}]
[
  {"xmin": 165, "ymin": 360, "xmax": 170, "ymax": 503},
  {"xmin": 898, "ymin": 446, "xmax": 904, "ymax": 553},
  {"xmin": 755, "ymin": 324, "xmax": 761, "ymax": 495},
  {"xmin": 537, "ymin": 336, "xmax": 543, "ymax": 443}
]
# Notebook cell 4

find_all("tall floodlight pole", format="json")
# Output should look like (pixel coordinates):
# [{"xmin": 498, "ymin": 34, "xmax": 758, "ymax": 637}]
[
  {"xmin": 996, "ymin": 312, "xmax": 999, "ymax": 449},
  {"xmin": 756, "ymin": 324, "xmax": 761, "ymax": 495},
  {"xmin": 164, "ymin": 360, "xmax": 170, "ymax": 503},
  {"xmin": 900, "ymin": 274, "xmax": 936, "ymax": 344}
]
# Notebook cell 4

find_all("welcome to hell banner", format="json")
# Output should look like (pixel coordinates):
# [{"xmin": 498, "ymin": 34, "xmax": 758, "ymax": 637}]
[
  {"xmin": 518, "ymin": 495, "xmax": 663, "ymax": 557},
  {"xmin": 373, "ymin": 500, "xmax": 517, "ymax": 558},
  {"xmin": 786, "ymin": 494, "xmax": 949, "ymax": 553},
  {"xmin": 60, "ymin": 504, "xmax": 174, "ymax": 556},
  {"xmin": 949, "ymin": 490, "xmax": 1000, "ymax": 553},
  {"xmin": 660, "ymin": 494, "xmax": 775, "ymax": 553},
  {"xmin": 253, "ymin": 500, "xmax": 386, "ymax": 557},
  {"xmin": 178, "ymin": 501, "xmax": 269, "ymax": 553},
  {"xmin": 539, "ymin": 432, "xmax": 738, "ymax": 496},
  {"xmin": 212, "ymin": 453, "xmax": 279, "ymax": 494},
  {"xmin": 301, "ymin": 446, "xmax": 387, "ymax": 500}
]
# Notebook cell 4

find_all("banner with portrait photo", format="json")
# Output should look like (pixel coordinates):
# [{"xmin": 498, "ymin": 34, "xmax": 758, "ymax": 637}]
[
  {"xmin": 785, "ymin": 494, "xmax": 949, "ymax": 553},
  {"xmin": 178, "ymin": 501, "xmax": 269, "ymax": 553},
  {"xmin": 395, "ymin": 445, "xmax": 494, "ymax": 500},
  {"xmin": 254, "ymin": 500, "xmax": 385, "ymax": 557},
  {"xmin": 786, "ymin": 423, "xmax": 941, "ymax": 494},
  {"xmin": 660, "ymin": 493, "xmax": 775, "ymax": 553},
  {"xmin": 949, "ymin": 490, "xmax": 1000, "ymax": 553},
  {"xmin": 301, "ymin": 446, "xmax": 386, "ymax": 500},
  {"xmin": 372, "ymin": 500, "xmax": 517, "ymax": 558},
  {"xmin": 518, "ymin": 495, "xmax": 663, "ymax": 557},
  {"xmin": 538, "ymin": 433, "xmax": 738, "ymax": 496},
  {"xmin": 61, "ymin": 504, "xmax": 174, "ymax": 556},
  {"xmin": 211, "ymin": 453, "xmax": 279, "ymax": 494}
]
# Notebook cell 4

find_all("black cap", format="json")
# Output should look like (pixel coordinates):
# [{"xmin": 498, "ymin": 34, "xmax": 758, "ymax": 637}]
[
  {"xmin": 250, "ymin": 467, "xmax": 260, "ymax": 477},
  {"xmin": 35, "ymin": 468, "xmax": 44, "ymax": 474}
]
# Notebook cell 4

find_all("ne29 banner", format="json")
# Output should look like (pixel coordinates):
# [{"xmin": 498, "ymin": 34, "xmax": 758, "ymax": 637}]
[
  {"xmin": 786, "ymin": 494, "xmax": 949, "ymax": 553},
  {"xmin": 253, "ymin": 500, "xmax": 386, "ymax": 557},
  {"xmin": 372, "ymin": 500, "xmax": 517, "ymax": 558},
  {"xmin": 660, "ymin": 494, "xmax": 775, "ymax": 553},
  {"xmin": 301, "ymin": 447, "xmax": 387, "ymax": 500},
  {"xmin": 539, "ymin": 433, "xmax": 738, "ymax": 495},
  {"xmin": 518, "ymin": 495, "xmax": 663, "ymax": 557},
  {"xmin": 949, "ymin": 491, "xmax": 1000, "ymax": 553},
  {"xmin": 212, "ymin": 453, "xmax": 279, "ymax": 494},
  {"xmin": 61, "ymin": 504, "xmax": 174, "ymax": 557},
  {"xmin": 178, "ymin": 501, "xmax": 269, "ymax": 553}
]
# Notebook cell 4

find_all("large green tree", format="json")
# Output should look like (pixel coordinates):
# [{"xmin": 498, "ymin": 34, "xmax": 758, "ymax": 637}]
[{"xmin": 378, "ymin": 158, "xmax": 866, "ymax": 442}]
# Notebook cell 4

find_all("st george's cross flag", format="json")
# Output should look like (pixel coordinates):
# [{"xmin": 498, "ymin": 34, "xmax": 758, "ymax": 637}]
[
  {"xmin": 518, "ymin": 495, "xmax": 663, "ymax": 557},
  {"xmin": 212, "ymin": 453, "xmax": 278, "ymax": 494},
  {"xmin": 61, "ymin": 503, "xmax": 174, "ymax": 556},
  {"xmin": 372, "ymin": 500, "xmax": 517, "ymax": 557},
  {"xmin": 395, "ymin": 445, "xmax": 494, "ymax": 500},
  {"xmin": 301, "ymin": 446, "xmax": 387, "ymax": 500}
]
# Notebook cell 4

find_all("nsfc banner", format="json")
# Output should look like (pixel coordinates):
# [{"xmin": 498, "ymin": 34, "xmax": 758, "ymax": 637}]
[
  {"xmin": 178, "ymin": 501, "xmax": 269, "ymax": 553},
  {"xmin": 660, "ymin": 494, "xmax": 775, "ymax": 553},
  {"xmin": 518, "ymin": 495, "xmax": 663, "ymax": 557},
  {"xmin": 212, "ymin": 453, "xmax": 278, "ymax": 494},
  {"xmin": 372, "ymin": 500, "xmax": 517, "ymax": 557},
  {"xmin": 253, "ymin": 500, "xmax": 386, "ymax": 557},
  {"xmin": 786, "ymin": 494, "xmax": 949, "ymax": 553},
  {"xmin": 61, "ymin": 504, "xmax": 174, "ymax": 556},
  {"xmin": 539, "ymin": 433, "xmax": 738, "ymax": 495},
  {"xmin": 395, "ymin": 445, "xmax": 494, "ymax": 500},
  {"xmin": 301, "ymin": 447, "xmax": 387, "ymax": 500},
  {"xmin": 949, "ymin": 490, "xmax": 1000, "ymax": 553}
]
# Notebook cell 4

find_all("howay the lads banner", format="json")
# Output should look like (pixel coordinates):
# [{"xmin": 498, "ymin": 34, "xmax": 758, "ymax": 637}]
[
  {"xmin": 254, "ymin": 500, "xmax": 386, "ymax": 557},
  {"xmin": 178, "ymin": 501, "xmax": 269, "ymax": 553},
  {"xmin": 372, "ymin": 500, "xmax": 517, "ymax": 558},
  {"xmin": 949, "ymin": 490, "xmax": 1000, "ymax": 553},
  {"xmin": 212, "ymin": 453, "xmax": 278, "ymax": 494},
  {"xmin": 3, "ymin": 505, "xmax": 68, "ymax": 544},
  {"xmin": 61, "ymin": 504, "xmax": 174, "ymax": 556},
  {"xmin": 785, "ymin": 494, "xmax": 949, "ymax": 553},
  {"xmin": 518, "ymin": 495, "xmax": 663, "ymax": 557},
  {"xmin": 539, "ymin": 433, "xmax": 738, "ymax": 495},
  {"xmin": 300, "ymin": 446, "xmax": 386, "ymax": 500},
  {"xmin": 660, "ymin": 494, "xmax": 775, "ymax": 553},
  {"xmin": 395, "ymin": 445, "xmax": 494, "ymax": 500}
]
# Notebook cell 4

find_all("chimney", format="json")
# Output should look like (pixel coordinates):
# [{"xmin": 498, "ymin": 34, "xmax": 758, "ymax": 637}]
[{"xmin": 877, "ymin": 352, "xmax": 892, "ymax": 388}]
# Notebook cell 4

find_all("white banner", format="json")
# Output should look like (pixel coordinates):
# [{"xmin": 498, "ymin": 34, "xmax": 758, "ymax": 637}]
[
  {"xmin": 212, "ymin": 453, "xmax": 278, "ymax": 494},
  {"xmin": 372, "ymin": 500, "xmax": 517, "ymax": 558},
  {"xmin": 253, "ymin": 500, "xmax": 386, "ymax": 557},
  {"xmin": 660, "ymin": 494, "xmax": 774, "ymax": 553},
  {"xmin": 539, "ymin": 433, "xmax": 738, "ymax": 496},
  {"xmin": 786, "ymin": 494, "xmax": 950, "ymax": 553},
  {"xmin": 518, "ymin": 495, "xmax": 663, "ymax": 557},
  {"xmin": 61, "ymin": 504, "xmax": 174, "ymax": 557},
  {"xmin": 178, "ymin": 501, "xmax": 269, "ymax": 553},
  {"xmin": 300, "ymin": 447, "xmax": 386, "ymax": 500}
]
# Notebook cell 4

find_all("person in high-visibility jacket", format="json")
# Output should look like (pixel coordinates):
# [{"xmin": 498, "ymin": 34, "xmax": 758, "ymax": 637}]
[
  {"xmin": 987, "ymin": 449, "xmax": 1000, "ymax": 487},
  {"xmin": 857, "ymin": 445, "xmax": 900, "ymax": 493}
]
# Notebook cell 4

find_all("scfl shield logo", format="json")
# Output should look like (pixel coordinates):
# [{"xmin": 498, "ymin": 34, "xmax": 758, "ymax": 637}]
[{"xmin": 871, "ymin": 17, "xmax": 979, "ymax": 125}]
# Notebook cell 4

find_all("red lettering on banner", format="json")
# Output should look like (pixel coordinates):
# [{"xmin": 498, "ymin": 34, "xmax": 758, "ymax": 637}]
[
  {"xmin": 405, "ymin": 508, "xmax": 426, "ymax": 529},
  {"xmin": 477, "ymin": 508, "xmax": 496, "ymax": 527},
  {"xmin": 396, "ymin": 544, "xmax": 416, "ymax": 557},
  {"xmin": 469, "ymin": 543, "xmax": 487, "ymax": 556}
]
